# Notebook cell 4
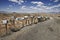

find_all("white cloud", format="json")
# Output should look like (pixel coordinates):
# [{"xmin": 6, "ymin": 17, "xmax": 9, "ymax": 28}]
[
  {"xmin": 48, "ymin": 3, "xmax": 51, "ymax": 5},
  {"xmin": 7, "ymin": 8, "xmax": 10, "ymax": 10},
  {"xmin": 47, "ymin": 4, "xmax": 60, "ymax": 9},
  {"xmin": 50, "ymin": 0, "xmax": 59, "ymax": 2},
  {"xmin": 6, "ymin": 5, "xmax": 13, "ymax": 10},
  {"xmin": 31, "ymin": 1, "xmax": 43, "ymax": 4},
  {"xmin": 20, "ymin": 4, "xmax": 60, "ymax": 13},
  {"xmin": 54, "ymin": 0, "xmax": 59, "ymax": 2},
  {"xmin": 19, "ymin": 6, "xmax": 39, "ymax": 13},
  {"xmin": 9, "ymin": 0, "xmax": 24, "ymax": 4},
  {"xmin": 50, "ymin": 0, "xmax": 52, "ymax": 1},
  {"xmin": 9, "ymin": 0, "xmax": 18, "ymax": 2},
  {"xmin": 21, "ymin": 6, "xmax": 26, "ymax": 9},
  {"xmin": 8, "ymin": 0, "xmax": 60, "ymax": 13},
  {"xmin": 30, "ymin": 6, "xmax": 38, "ymax": 9},
  {"xmin": 31, "ymin": 1, "xmax": 44, "ymax": 6},
  {"xmin": 9, "ymin": 5, "xmax": 13, "ymax": 7},
  {"xmin": 29, "ymin": 3, "xmax": 60, "ymax": 12},
  {"xmin": 32, "ymin": 1, "xmax": 60, "ymax": 10}
]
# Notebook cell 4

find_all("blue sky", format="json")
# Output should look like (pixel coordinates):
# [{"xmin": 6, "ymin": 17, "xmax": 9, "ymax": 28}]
[{"xmin": 0, "ymin": 0, "xmax": 60, "ymax": 13}]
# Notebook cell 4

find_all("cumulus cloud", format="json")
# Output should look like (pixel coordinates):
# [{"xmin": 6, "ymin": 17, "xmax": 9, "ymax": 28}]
[
  {"xmin": 6, "ymin": 5, "xmax": 13, "ymax": 10},
  {"xmin": 30, "ymin": 6, "xmax": 38, "ymax": 9},
  {"xmin": 8, "ymin": 0, "xmax": 60, "ymax": 13},
  {"xmin": 17, "ymin": 1, "xmax": 60, "ymax": 13},
  {"xmin": 30, "ymin": 1, "xmax": 60, "ymax": 12},
  {"xmin": 50, "ymin": 0, "xmax": 59, "ymax": 2},
  {"xmin": 31, "ymin": 1, "xmax": 44, "ymax": 6},
  {"xmin": 9, "ymin": 5, "xmax": 13, "ymax": 7},
  {"xmin": 19, "ymin": 5, "xmax": 60, "ymax": 13},
  {"xmin": 47, "ymin": 4, "xmax": 60, "ymax": 9},
  {"xmin": 9, "ymin": 0, "xmax": 24, "ymax": 4},
  {"xmin": 21, "ymin": 6, "xmax": 26, "ymax": 9},
  {"xmin": 31, "ymin": 1, "xmax": 60, "ymax": 9},
  {"xmin": 54, "ymin": 0, "xmax": 59, "ymax": 2},
  {"xmin": 7, "ymin": 8, "xmax": 10, "ymax": 10},
  {"xmin": 9, "ymin": 0, "xmax": 18, "ymax": 2}
]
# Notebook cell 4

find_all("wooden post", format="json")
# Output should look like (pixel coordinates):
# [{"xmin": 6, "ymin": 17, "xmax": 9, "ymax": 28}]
[
  {"xmin": 11, "ymin": 16, "xmax": 16, "ymax": 28},
  {"xmin": 5, "ymin": 23, "xmax": 7, "ymax": 35},
  {"xmin": 2, "ymin": 20, "xmax": 8, "ymax": 35}
]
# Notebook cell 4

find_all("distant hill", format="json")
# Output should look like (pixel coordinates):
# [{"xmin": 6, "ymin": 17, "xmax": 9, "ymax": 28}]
[
  {"xmin": 0, "ymin": 11, "xmax": 60, "ymax": 14},
  {"xmin": 0, "ymin": 11, "xmax": 13, "ymax": 14},
  {"xmin": 48, "ymin": 12, "xmax": 60, "ymax": 14}
]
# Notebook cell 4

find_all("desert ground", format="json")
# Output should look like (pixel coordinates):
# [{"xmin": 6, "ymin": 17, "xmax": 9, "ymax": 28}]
[{"xmin": 0, "ymin": 13, "xmax": 60, "ymax": 40}]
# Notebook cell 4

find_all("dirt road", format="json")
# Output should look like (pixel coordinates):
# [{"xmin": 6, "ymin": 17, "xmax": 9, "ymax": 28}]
[{"xmin": 0, "ymin": 17, "xmax": 60, "ymax": 40}]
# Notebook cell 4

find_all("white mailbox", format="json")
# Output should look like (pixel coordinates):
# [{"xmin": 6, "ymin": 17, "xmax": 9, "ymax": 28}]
[
  {"xmin": 24, "ymin": 16, "xmax": 28, "ymax": 18},
  {"xmin": 2, "ymin": 20, "xmax": 8, "ymax": 24},
  {"xmin": 15, "ymin": 17, "xmax": 24, "ymax": 21},
  {"xmin": 15, "ymin": 18, "xmax": 19, "ymax": 20},
  {"xmin": 21, "ymin": 17, "xmax": 24, "ymax": 20},
  {"xmin": 30, "ymin": 16, "xmax": 33, "ymax": 18},
  {"xmin": 38, "ymin": 16, "xmax": 41, "ymax": 18}
]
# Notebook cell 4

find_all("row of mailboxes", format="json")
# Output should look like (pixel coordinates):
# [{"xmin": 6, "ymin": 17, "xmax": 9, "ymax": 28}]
[
  {"xmin": 0, "ymin": 16, "xmax": 50, "ymax": 37},
  {"xmin": 9, "ymin": 16, "xmax": 38, "ymax": 32},
  {"xmin": 37, "ymin": 16, "xmax": 50, "ymax": 22},
  {"xmin": 9, "ymin": 16, "xmax": 49, "ymax": 32}
]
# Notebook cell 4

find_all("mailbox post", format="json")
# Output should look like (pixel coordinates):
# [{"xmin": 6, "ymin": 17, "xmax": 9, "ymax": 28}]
[
  {"xmin": 10, "ymin": 16, "xmax": 18, "ymax": 32},
  {"xmin": 2, "ymin": 19, "xmax": 8, "ymax": 35},
  {"xmin": 11, "ymin": 16, "xmax": 16, "ymax": 27}
]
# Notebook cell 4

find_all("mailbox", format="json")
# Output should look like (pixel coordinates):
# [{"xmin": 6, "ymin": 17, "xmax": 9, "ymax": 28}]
[
  {"xmin": 2, "ymin": 20, "xmax": 8, "ymax": 24},
  {"xmin": 15, "ymin": 17, "xmax": 24, "ymax": 21},
  {"xmin": 24, "ymin": 16, "xmax": 28, "ymax": 18}
]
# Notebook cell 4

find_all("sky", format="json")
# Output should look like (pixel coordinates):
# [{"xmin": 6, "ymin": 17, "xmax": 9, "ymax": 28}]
[{"xmin": 0, "ymin": 0, "xmax": 60, "ymax": 13}]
